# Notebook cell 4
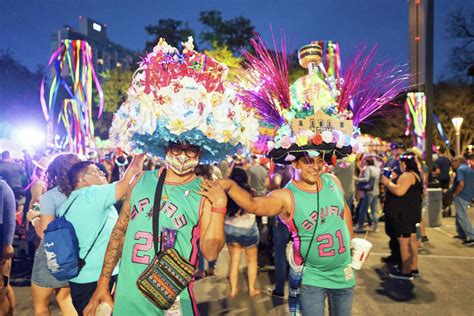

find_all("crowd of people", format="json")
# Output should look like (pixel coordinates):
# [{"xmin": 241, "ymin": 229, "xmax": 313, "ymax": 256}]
[
  {"xmin": 0, "ymin": 37, "xmax": 473, "ymax": 316},
  {"xmin": 0, "ymin": 142, "xmax": 471, "ymax": 315}
]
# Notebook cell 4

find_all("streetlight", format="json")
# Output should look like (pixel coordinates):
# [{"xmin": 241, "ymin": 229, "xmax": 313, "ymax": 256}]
[{"xmin": 451, "ymin": 117, "xmax": 464, "ymax": 156}]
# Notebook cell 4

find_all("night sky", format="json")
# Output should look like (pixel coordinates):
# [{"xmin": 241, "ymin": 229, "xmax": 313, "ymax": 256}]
[{"xmin": 0, "ymin": 0, "xmax": 471, "ymax": 80}]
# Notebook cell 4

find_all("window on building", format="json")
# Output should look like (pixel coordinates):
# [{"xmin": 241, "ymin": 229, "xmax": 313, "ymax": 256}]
[
  {"xmin": 340, "ymin": 122, "xmax": 344, "ymax": 128},
  {"xmin": 327, "ymin": 120, "xmax": 332, "ymax": 128},
  {"xmin": 318, "ymin": 120, "xmax": 323, "ymax": 127},
  {"xmin": 299, "ymin": 120, "xmax": 303, "ymax": 127},
  {"xmin": 310, "ymin": 119, "xmax": 315, "ymax": 128}
]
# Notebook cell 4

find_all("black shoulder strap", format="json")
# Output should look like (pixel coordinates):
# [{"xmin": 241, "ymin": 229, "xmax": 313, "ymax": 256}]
[
  {"xmin": 82, "ymin": 216, "xmax": 109, "ymax": 261},
  {"xmin": 153, "ymin": 168, "xmax": 167, "ymax": 254},
  {"xmin": 61, "ymin": 195, "xmax": 80, "ymax": 218}
]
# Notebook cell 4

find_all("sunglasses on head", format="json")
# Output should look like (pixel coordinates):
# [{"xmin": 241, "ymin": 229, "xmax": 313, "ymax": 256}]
[{"xmin": 169, "ymin": 144, "xmax": 200, "ymax": 158}]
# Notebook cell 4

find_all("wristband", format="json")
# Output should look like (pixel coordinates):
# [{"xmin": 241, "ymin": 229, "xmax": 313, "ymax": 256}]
[{"xmin": 211, "ymin": 207, "xmax": 227, "ymax": 215}]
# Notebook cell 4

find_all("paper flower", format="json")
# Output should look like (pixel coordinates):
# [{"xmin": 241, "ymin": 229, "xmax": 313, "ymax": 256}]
[
  {"xmin": 322, "ymin": 130, "xmax": 333, "ymax": 143},
  {"xmin": 312, "ymin": 134, "xmax": 323, "ymax": 145},
  {"xmin": 296, "ymin": 135, "xmax": 309, "ymax": 147}
]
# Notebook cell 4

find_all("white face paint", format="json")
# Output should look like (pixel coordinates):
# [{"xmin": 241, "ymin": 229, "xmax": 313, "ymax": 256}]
[{"xmin": 165, "ymin": 153, "xmax": 199, "ymax": 175}]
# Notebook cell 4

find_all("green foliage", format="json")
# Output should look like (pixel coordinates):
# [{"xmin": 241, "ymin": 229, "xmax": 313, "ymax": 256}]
[
  {"xmin": 433, "ymin": 83, "xmax": 474, "ymax": 153},
  {"xmin": 0, "ymin": 50, "xmax": 44, "ymax": 123},
  {"xmin": 444, "ymin": 9, "xmax": 474, "ymax": 82},
  {"xmin": 204, "ymin": 42, "xmax": 242, "ymax": 80},
  {"xmin": 97, "ymin": 68, "xmax": 133, "ymax": 113},
  {"xmin": 199, "ymin": 10, "xmax": 255, "ymax": 52},
  {"xmin": 145, "ymin": 19, "xmax": 196, "ymax": 52},
  {"xmin": 92, "ymin": 68, "xmax": 133, "ymax": 139}
]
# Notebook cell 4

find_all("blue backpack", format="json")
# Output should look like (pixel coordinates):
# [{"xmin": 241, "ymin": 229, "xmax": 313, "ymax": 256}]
[{"xmin": 43, "ymin": 196, "xmax": 107, "ymax": 281}]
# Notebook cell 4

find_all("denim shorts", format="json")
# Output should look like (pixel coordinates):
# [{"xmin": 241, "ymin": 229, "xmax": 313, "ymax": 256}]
[
  {"xmin": 224, "ymin": 223, "xmax": 259, "ymax": 248},
  {"xmin": 31, "ymin": 240, "xmax": 69, "ymax": 288}
]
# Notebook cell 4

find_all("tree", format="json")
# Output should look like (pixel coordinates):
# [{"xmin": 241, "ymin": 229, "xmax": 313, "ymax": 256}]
[
  {"xmin": 445, "ymin": 9, "xmax": 474, "ymax": 81},
  {"xmin": 433, "ymin": 83, "xmax": 474, "ymax": 154},
  {"xmin": 199, "ymin": 10, "xmax": 255, "ymax": 52},
  {"xmin": 204, "ymin": 42, "xmax": 242, "ymax": 81},
  {"xmin": 92, "ymin": 68, "xmax": 133, "ymax": 139},
  {"xmin": 145, "ymin": 19, "xmax": 196, "ymax": 52},
  {"xmin": 0, "ymin": 50, "xmax": 44, "ymax": 124}
]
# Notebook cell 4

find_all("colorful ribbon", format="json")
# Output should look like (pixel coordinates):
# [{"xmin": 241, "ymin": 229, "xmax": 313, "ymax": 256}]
[{"xmin": 40, "ymin": 40, "xmax": 104, "ymax": 154}]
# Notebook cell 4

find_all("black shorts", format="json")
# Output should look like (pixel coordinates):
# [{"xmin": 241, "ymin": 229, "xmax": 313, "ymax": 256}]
[{"xmin": 393, "ymin": 221, "xmax": 417, "ymax": 238}]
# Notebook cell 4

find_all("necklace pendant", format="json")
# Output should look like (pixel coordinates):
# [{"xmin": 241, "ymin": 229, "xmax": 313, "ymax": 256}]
[{"xmin": 162, "ymin": 194, "xmax": 169, "ymax": 202}]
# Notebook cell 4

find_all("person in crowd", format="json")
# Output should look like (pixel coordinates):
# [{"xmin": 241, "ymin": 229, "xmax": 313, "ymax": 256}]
[
  {"xmin": 0, "ymin": 180, "xmax": 16, "ymax": 315},
  {"xmin": 24, "ymin": 158, "xmax": 48, "ymax": 258},
  {"xmin": 85, "ymin": 143, "xmax": 226, "ymax": 316},
  {"xmin": 450, "ymin": 156, "xmax": 474, "ymax": 246},
  {"xmin": 194, "ymin": 165, "xmax": 217, "ymax": 280},
  {"xmin": 83, "ymin": 38, "xmax": 257, "ymax": 316},
  {"xmin": 59, "ymin": 155, "xmax": 144, "ymax": 314},
  {"xmin": 248, "ymin": 155, "xmax": 269, "ymax": 198},
  {"xmin": 207, "ymin": 153, "xmax": 355, "ymax": 315},
  {"xmin": 354, "ymin": 157, "xmax": 381, "ymax": 233},
  {"xmin": 435, "ymin": 147, "xmax": 451, "ymax": 190},
  {"xmin": 0, "ymin": 151, "xmax": 25, "ymax": 191},
  {"xmin": 334, "ymin": 160, "xmax": 356, "ymax": 217},
  {"xmin": 267, "ymin": 164, "xmax": 292, "ymax": 298},
  {"xmin": 386, "ymin": 143, "xmax": 405, "ymax": 178},
  {"xmin": 381, "ymin": 143, "xmax": 405, "ymax": 265},
  {"xmin": 381, "ymin": 152, "xmax": 422, "ymax": 280},
  {"xmin": 25, "ymin": 153, "xmax": 80, "ymax": 316},
  {"xmin": 224, "ymin": 167, "xmax": 260, "ymax": 298}
]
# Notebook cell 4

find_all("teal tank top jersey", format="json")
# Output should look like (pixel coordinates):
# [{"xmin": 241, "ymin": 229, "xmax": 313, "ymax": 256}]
[
  {"xmin": 114, "ymin": 169, "xmax": 204, "ymax": 315},
  {"xmin": 281, "ymin": 173, "xmax": 355, "ymax": 289}
]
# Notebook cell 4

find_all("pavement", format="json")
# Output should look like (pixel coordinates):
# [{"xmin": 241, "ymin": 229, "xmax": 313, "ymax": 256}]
[{"xmin": 11, "ymin": 207, "xmax": 474, "ymax": 316}]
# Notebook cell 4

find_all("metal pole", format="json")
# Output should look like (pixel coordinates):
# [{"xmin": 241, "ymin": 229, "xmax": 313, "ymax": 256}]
[
  {"xmin": 425, "ymin": 0, "xmax": 434, "ymax": 176},
  {"xmin": 455, "ymin": 132, "xmax": 461, "ymax": 156}
]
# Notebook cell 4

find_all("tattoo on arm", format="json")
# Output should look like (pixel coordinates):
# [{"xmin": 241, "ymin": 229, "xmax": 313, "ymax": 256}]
[{"xmin": 100, "ymin": 200, "xmax": 131, "ymax": 278}]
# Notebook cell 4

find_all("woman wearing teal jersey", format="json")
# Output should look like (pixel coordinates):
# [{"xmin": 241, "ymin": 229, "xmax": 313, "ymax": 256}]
[{"xmin": 205, "ymin": 154, "xmax": 355, "ymax": 316}]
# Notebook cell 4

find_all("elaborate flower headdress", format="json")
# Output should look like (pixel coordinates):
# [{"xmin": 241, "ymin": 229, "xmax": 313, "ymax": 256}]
[
  {"xmin": 237, "ymin": 36, "xmax": 408, "ymax": 165},
  {"xmin": 109, "ymin": 37, "xmax": 259, "ymax": 162}
]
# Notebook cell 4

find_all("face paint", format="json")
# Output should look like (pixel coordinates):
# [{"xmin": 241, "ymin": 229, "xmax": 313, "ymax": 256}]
[{"xmin": 166, "ymin": 153, "xmax": 199, "ymax": 175}]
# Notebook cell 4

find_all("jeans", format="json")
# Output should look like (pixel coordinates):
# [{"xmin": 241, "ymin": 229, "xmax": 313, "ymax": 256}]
[
  {"xmin": 454, "ymin": 196, "xmax": 473, "ymax": 240},
  {"xmin": 300, "ymin": 284, "xmax": 354, "ymax": 316},
  {"xmin": 273, "ymin": 217, "xmax": 290, "ymax": 294},
  {"xmin": 356, "ymin": 193, "xmax": 379, "ymax": 230}
]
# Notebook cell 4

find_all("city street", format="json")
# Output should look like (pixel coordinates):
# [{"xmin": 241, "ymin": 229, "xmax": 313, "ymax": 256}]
[{"xmin": 12, "ymin": 208, "xmax": 474, "ymax": 315}]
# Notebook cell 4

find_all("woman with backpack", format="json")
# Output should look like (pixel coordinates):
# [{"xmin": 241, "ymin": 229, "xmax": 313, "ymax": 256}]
[{"xmin": 26, "ymin": 153, "xmax": 80, "ymax": 316}]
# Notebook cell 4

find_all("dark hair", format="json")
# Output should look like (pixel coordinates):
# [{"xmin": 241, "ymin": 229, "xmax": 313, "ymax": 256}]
[
  {"xmin": 1, "ymin": 151, "xmax": 10, "ymax": 160},
  {"xmin": 439, "ymin": 147, "xmax": 446, "ymax": 154},
  {"xmin": 400, "ymin": 151, "xmax": 420, "ymax": 175},
  {"xmin": 46, "ymin": 153, "xmax": 81, "ymax": 192},
  {"xmin": 64, "ymin": 161, "xmax": 94, "ymax": 196},
  {"xmin": 194, "ymin": 164, "xmax": 213, "ymax": 180},
  {"xmin": 227, "ymin": 167, "xmax": 251, "ymax": 218},
  {"xmin": 366, "ymin": 157, "xmax": 375, "ymax": 166}
]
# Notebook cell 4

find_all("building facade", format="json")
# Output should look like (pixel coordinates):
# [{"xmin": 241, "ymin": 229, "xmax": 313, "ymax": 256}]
[{"xmin": 50, "ymin": 16, "xmax": 138, "ymax": 72}]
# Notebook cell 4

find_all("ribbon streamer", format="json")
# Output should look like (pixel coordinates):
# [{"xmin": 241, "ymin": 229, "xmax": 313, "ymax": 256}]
[{"xmin": 40, "ymin": 39, "xmax": 104, "ymax": 154}]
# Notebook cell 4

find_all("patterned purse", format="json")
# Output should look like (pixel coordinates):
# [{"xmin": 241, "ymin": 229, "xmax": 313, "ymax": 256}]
[{"xmin": 136, "ymin": 169, "xmax": 196, "ymax": 310}]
